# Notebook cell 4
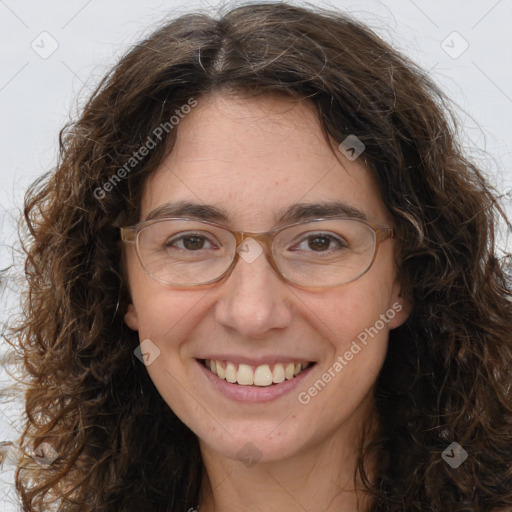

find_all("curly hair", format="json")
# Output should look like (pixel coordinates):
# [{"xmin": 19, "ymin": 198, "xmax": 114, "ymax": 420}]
[{"xmin": 8, "ymin": 2, "xmax": 512, "ymax": 511}]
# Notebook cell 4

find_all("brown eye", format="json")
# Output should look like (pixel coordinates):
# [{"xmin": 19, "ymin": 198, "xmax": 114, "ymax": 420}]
[
  {"xmin": 308, "ymin": 235, "xmax": 332, "ymax": 251},
  {"xmin": 182, "ymin": 235, "xmax": 206, "ymax": 250},
  {"xmin": 165, "ymin": 232, "xmax": 218, "ymax": 251},
  {"xmin": 290, "ymin": 232, "xmax": 348, "ymax": 253}
]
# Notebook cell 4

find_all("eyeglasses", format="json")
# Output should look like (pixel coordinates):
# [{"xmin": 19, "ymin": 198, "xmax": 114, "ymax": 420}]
[{"xmin": 120, "ymin": 217, "xmax": 394, "ymax": 287}]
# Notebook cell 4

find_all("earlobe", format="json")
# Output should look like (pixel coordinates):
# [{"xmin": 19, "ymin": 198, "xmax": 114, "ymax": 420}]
[
  {"xmin": 124, "ymin": 303, "xmax": 139, "ymax": 331},
  {"xmin": 388, "ymin": 285, "xmax": 412, "ymax": 330}
]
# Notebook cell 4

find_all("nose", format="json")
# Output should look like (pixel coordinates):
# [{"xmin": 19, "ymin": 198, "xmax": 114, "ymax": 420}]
[{"xmin": 213, "ymin": 239, "xmax": 293, "ymax": 338}]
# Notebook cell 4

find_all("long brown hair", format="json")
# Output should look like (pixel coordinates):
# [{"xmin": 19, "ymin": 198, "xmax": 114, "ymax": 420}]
[{"xmin": 8, "ymin": 2, "xmax": 512, "ymax": 510}]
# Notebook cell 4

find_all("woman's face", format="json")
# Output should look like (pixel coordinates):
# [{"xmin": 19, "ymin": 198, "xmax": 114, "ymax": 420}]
[{"xmin": 124, "ymin": 92, "xmax": 409, "ymax": 464}]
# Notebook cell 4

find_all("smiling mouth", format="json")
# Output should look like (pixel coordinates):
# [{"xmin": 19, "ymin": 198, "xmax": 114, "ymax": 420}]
[{"xmin": 201, "ymin": 359, "xmax": 314, "ymax": 386}]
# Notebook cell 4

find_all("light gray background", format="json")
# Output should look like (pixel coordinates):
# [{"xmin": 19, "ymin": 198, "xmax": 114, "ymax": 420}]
[{"xmin": 1, "ymin": 0, "xmax": 511, "ymax": 509}]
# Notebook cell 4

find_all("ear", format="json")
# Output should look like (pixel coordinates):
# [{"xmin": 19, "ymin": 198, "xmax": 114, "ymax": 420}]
[
  {"xmin": 387, "ymin": 282, "xmax": 412, "ymax": 330},
  {"xmin": 124, "ymin": 303, "xmax": 139, "ymax": 331}
]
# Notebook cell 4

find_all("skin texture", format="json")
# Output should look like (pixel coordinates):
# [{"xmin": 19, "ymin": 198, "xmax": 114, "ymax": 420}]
[{"xmin": 124, "ymin": 92, "xmax": 410, "ymax": 512}]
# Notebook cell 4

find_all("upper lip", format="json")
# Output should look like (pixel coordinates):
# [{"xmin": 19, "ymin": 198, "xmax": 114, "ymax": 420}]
[{"xmin": 197, "ymin": 355, "xmax": 315, "ymax": 366}]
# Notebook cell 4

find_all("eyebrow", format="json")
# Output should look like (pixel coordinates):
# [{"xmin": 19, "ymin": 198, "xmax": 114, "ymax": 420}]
[{"xmin": 143, "ymin": 200, "xmax": 369, "ymax": 224}]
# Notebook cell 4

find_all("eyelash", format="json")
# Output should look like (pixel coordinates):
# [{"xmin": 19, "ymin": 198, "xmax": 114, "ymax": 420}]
[
  {"xmin": 164, "ymin": 231, "xmax": 348, "ymax": 253},
  {"xmin": 290, "ymin": 232, "xmax": 348, "ymax": 252},
  {"xmin": 165, "ymin": 232, "xmax": 219, "ymax": 250}
]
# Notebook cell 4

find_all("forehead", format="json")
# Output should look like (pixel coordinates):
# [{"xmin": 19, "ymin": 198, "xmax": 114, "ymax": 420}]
[{"xmin": 141, "ymin": 92, "xmax": 391, "ymax": 229}]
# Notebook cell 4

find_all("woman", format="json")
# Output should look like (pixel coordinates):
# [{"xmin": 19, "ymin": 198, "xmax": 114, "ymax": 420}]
[{"xmin": 10, "ymin": 2, "xmax": 512, "ymax": 511}]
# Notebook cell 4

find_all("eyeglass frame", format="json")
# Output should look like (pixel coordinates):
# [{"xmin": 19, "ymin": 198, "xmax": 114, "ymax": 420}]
[{"xmin": 120, "ymin": 216, "xmax": 395, "ymax": 288}]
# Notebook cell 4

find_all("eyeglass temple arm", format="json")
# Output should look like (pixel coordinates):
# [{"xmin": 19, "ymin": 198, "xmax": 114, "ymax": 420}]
[
  {"xmin": 381, "ymin": 227, "xmax": 394, "ymax": 240},
  {"xmin": 120, "ymin": 227, "xmax": 137, "ymax": 242}
]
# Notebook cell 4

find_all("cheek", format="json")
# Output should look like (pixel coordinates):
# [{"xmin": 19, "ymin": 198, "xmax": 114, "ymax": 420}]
[
  {"xmin": 132, "ymin": 287, "xmax": 210, "ymax": 351},
  {"xmin": 125, "ymin": 251, "xmax": 207, "ymax": 352},
  {"xmin": 331, "ymin": 303, "xmax": 391, "ymax": 388},
  {"xmin": 307, "ymin": 276, "xmax": 396, "ymax": 345},
  {"xmin": 295, "ymin": 282, "xmax": 396, "ymax": 419},
  {"xmin": 126, "ymin": 249, "xmax": 181, "ymax": 326}
]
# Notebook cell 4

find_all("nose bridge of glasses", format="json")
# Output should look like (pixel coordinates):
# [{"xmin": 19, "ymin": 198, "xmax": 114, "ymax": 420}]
[
  {"xmin": 228, "ymin": 229, "xmax": 285, "ymax": 282},
  {"xmin": 231, "ymin": 229, "xmax": 274, "ymax": 252}
]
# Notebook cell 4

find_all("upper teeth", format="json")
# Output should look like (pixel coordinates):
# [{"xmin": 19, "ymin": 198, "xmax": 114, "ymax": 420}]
[{"xmin": 204, "ymin": 359, "xmax": 310, "ymax": 386}]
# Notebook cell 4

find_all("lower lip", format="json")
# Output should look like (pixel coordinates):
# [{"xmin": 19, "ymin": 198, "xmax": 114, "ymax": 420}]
[{"xmin": 196, "ymin": 360, "xmax": 315, "ymax": 403}]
